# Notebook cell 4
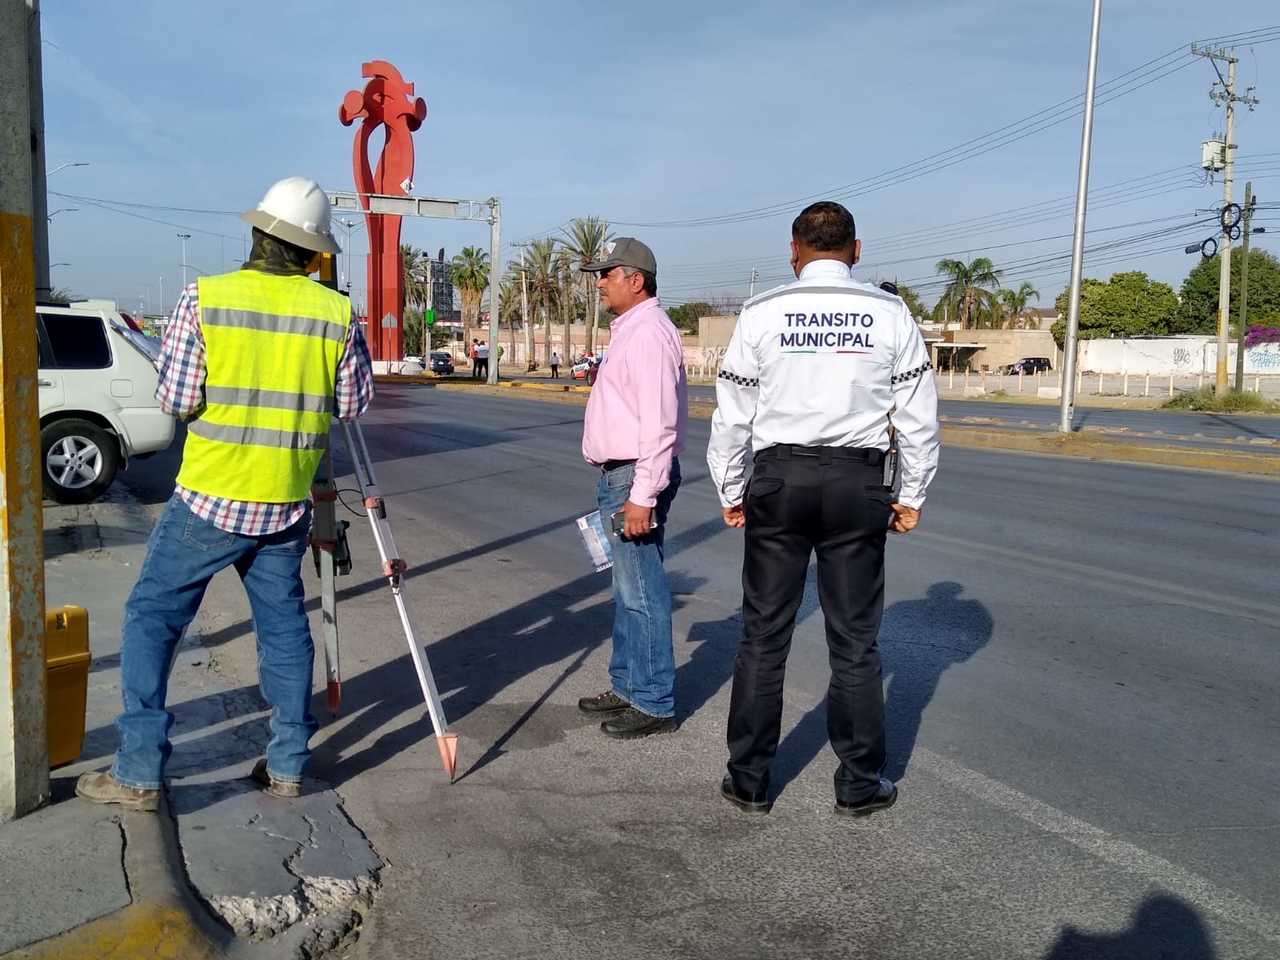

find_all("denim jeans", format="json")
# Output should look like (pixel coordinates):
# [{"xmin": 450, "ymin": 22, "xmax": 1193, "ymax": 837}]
[
  {"xmin": 595, "ymin": 459, "xmax": 681, "ymax": 719},
  {"xmin": 112, "ymin": 495, "xmax": 317, "ymax": 789}
]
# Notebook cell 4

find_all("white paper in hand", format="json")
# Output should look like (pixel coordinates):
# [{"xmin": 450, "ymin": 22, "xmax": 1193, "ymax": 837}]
[{"xmin": 576, "ymin": 510, "xmax": 613, "ymax": 572}]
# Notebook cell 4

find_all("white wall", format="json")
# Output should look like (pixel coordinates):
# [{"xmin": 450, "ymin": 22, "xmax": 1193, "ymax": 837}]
[{"xmin": 1078, "ymin": 337, "xmax": 1280, "ymax": 376}]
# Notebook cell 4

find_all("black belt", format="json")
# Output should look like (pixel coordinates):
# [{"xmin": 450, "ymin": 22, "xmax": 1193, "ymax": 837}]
[
  {"xmin": 755, "ymin": 444, "xmax": 884, "ymax": 466},
  {"xmin": 600, "ymin": 458, "xmax": 637, "ymax": 472}
]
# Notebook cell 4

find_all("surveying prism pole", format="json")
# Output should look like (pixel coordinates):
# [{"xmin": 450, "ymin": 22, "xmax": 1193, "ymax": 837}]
[{"xmin": 341, "ymin": 420, "xmax": 458, "ymax": 779}]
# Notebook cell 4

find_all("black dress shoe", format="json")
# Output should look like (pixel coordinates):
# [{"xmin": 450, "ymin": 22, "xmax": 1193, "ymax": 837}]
[
  {"xmin": 600, "ymin": 707, "xmax": 677, "ymax": 739},
  {"xmin": 578, "ymin": 690, "xmax": 629, "ymax": 715},
  {"xmin": 720, "ymin": 776, "xmax": 771, "ymax": 814},
  {"xmin": 834, "ymin": 779, "xmax": 898, "ymax": 818}
]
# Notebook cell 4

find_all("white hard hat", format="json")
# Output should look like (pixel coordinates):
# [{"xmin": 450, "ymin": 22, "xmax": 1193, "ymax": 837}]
[{"xmin": 241, "ymin": 177, "xmax": 341, "ymax": 255}]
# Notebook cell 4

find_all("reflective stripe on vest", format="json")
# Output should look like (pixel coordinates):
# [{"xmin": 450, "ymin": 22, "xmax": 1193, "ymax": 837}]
[{"xmin": 176, "ymin": 270, "xmax": 350, "ymax": 503}]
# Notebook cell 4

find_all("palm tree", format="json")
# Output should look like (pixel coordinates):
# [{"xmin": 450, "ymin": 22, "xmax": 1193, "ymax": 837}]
[
  {"xmin": 450, "ymin": 246, "xmax": 491, "ymax": 331},
  {"xmin": 521, "ymin": 238, "xmax": 560, "ymax": 365},
  {"xmin": 560, "ymin": 217, "xmax": 613, "ymax": 355},
  {"xmin": 934, "ymin": 257, "xmax": 1002, "ymax": 329},
  {"xmin": 400, "ymin": 245, "xmax": 432, "ymax": 311},
  {"xmin": 553, "ymin": 247, "xmax": 575, "ymax": 363},
  {"xmin": 997, "ymin": 281, "xmax": 1041, "ymax": 329},
  {"xmin": 498, "ymin": 271, "xmax": 522, "ymax": 361}
]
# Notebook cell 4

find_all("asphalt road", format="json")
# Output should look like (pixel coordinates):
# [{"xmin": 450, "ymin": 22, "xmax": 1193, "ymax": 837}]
[
  {"xmin": 126, "ymin": 385, "xmax": 1280, "ymax": 959},
  {"xmin": 493, "ymin": 371, "xmax": 1280, "ymax": 448}
]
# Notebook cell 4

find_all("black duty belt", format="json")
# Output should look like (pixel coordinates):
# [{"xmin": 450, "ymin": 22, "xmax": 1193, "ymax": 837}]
[
  {"xmin": 600, "ymin": 459, "xmax": 637, "ymax": 473},
  {"xmin": 755, "ymin": 444, "xmax": 884, "ymax": 466}
]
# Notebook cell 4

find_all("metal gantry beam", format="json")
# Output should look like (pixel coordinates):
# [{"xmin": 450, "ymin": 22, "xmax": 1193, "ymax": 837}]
[{"xmin": 328, "ymin": 191, "xmax": 502, "ymax": 383}]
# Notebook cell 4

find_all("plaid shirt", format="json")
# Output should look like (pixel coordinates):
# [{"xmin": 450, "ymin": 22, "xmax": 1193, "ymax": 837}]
[{"xmin": 158, "ymin": 280, "xmax": 374, "ymax": 535}]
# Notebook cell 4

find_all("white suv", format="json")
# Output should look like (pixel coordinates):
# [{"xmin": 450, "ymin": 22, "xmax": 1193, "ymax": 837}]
[{"xmin": 37, "ymin": 302, "xmax": 175, "ymax": 503}]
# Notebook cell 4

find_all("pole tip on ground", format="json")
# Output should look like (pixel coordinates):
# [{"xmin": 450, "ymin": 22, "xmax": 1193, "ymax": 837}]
[{"xmin": 437, "ymin": 733, "xmax": 458, "ymax": 781}]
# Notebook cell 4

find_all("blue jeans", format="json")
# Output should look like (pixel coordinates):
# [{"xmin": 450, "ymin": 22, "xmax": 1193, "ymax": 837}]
[
  {"xmin": 595, "ymin": 459, "xmax": 681, "ymax": 719},
  {"xmin": 112, "ymin": 496, "xmax": 317, "ymax": 789}
]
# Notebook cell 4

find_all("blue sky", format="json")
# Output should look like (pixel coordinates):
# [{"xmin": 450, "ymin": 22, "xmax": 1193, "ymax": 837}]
[{"xmin": 40, "ymin": 0, "xmax": 1280, "ymax": 315}]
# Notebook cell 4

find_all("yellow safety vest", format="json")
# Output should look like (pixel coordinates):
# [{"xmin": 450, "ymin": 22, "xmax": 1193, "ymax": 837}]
[{"xmin": 176, "ymin": 269, "xmax": 350, "ymax": 503}]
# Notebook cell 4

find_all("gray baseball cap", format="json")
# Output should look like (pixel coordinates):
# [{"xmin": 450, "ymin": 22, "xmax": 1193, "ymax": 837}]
[{"xmin": 580, "ymin": 237, "xmax": 657, "ymax": 275}]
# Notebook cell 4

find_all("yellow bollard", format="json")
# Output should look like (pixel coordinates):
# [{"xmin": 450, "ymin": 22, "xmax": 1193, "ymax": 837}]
[{"xmin": 45, "ymin": 606, "xmax": 90, "ymax": 769}]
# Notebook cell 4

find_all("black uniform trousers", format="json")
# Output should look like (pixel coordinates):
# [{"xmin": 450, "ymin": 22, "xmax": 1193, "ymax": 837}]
[{"xmin": 726, "ymin": 444, "xmax": 891, "ymax": 804}]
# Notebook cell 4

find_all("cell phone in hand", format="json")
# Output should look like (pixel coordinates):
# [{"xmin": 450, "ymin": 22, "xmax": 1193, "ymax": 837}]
[{"xmin": 609, "ymin": 510, "xmax": 660, "ymax": 538}]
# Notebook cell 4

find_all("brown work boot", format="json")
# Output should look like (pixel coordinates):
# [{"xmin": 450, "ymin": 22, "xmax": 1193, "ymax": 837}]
[
  {"xmin": 75, "ymin": 771, "xmax": 160, "ymax": 812},
  {"xmin": 250, "ymin": 759, "xmax": 302, "ymax": 799}
]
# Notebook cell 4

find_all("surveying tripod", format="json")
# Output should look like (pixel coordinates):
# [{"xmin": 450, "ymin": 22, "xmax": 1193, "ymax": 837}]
[{"xmin": 309, "ymin": 420, "xmax": 459, "ymax": 780}]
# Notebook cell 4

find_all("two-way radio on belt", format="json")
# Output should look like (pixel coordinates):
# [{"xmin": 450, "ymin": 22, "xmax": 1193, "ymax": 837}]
[{"xmin": 311, "ymin": 254, "xmax": 458, "ymax": 781}]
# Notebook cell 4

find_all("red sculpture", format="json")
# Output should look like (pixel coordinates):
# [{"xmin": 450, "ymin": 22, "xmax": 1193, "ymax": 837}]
[{"xmin": 339, "ymin": 61, "xmax": 427, "ymax": 361}]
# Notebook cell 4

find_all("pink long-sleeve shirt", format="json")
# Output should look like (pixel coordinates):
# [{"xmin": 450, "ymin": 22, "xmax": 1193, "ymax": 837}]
[{"xmin": 582, "ymin": 297, "xmax": 688, "ymax": 507}]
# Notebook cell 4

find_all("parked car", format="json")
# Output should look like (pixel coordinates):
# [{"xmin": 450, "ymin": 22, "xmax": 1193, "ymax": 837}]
[
  {"xmin": 403, "ymin": 354, "xmax": 426, "ymax": 368},
  {"xmin": 1000, "ymin": 357, "xmax": 1053, "ymax": 375},
  {"xmin": 37, "ymin": 303, "xmax": 175, "ymax": 504},
  {"xmin": 429, "ymin": 351, "xmax": 455, "ymax": 375},
  {"xmin": 572, "ymin": 355, "xmax": 601, "ymax": 385}
]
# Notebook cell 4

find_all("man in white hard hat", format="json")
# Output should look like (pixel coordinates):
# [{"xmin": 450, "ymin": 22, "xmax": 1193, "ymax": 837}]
[{"xmin": 77, "ymin": 177, "xmax": 374, "ymax": 810}]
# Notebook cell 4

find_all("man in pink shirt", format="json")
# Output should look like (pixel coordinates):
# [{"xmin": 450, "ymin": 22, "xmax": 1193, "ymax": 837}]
[{"xmin": 578, "ymin": 238, "xmax": 688, "ymax": 739}]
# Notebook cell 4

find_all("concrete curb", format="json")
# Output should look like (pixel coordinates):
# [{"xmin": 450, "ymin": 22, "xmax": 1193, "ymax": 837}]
[
  {"xmin": 382, "ymin": 378, "xmax": 1280, "ymax": 478},
  {"xmin": 5, "ymin": 799, "xmax": 235, "ymax": 960}
]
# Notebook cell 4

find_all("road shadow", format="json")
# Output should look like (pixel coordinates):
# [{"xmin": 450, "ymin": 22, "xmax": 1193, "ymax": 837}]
[
  {"xmin": 1043, "ymin": 894, "xmax": 1216, "ymax": 959},
  {"xmin": 678, "ymin": 612, "xmax": 741, "ymax": 724},
  {"xmin": 770, "ymin": 581, "xmax": 993, "ymax": 798},
  {"xmin": 1204, "ymin": 412, "xmax": 1278, "ymax": 441},
  {"xmin": 83, "ymin": 516, "xmax": 730, "ymax": 811}
]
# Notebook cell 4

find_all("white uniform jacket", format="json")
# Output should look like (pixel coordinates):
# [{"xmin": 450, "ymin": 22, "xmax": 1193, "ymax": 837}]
[{"xmin": 706, "ymin": 259, "xmax": 939, "ymax": 509}]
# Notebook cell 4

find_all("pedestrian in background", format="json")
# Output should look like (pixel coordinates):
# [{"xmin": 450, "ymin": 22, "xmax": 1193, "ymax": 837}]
[
  {"xmin": 550, "ymin": 350, "xmax": 561, "ymax": 379},
  {"xmin": 470, "ymin": 338, "xmax": 481, "ymax": 379},
  {"xmin": 577, "ymin": 238, "xmax": 688, "ymax": 739},
  {"xmin": 707, "ymin": 201, "xmax": 939, "ymax": 816},
  {"xmin": 76, "ymin": 177, "xmax": 374, "ymax": 810},
  {"xmin": 477, "ymin": 340, "xmax": 490, "ymax": 379}
]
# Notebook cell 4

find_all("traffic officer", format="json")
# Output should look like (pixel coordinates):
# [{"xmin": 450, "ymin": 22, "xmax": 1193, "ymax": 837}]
[
  {"xmin": 706, "ymin": 200, "xmax": 939, "ymax": 816},
  {"xmin": 77, "ymin": 177, "xmax": 373, "ymax": 810}
]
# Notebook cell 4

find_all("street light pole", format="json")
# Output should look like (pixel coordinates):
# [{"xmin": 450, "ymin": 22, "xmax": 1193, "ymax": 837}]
[
  {"xmin": 1058, "ymin": 0, "xmax": 1102, "ymax": 434},
  {"xmin": 178, "ymin": 233, "xmax": 191, "ymax": 289}
]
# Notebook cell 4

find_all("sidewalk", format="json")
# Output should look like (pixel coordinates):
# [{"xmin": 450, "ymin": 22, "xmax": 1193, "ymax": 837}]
[{"xmin": 0, "ymin": 483, "xmax": 381, "ymax": 959}]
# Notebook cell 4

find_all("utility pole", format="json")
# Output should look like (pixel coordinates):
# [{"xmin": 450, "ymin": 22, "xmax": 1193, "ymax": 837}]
[
  {"xmin": 749, "ymin": 266, "xmax": 758, "ymax": 298},
  {"xmin": 177, "ymin": 233, "xmax": 191, "ymax": 290},
  {"xmin": 26, "ymin": 0, "xmax": 49, "ymax": 300},
  {"xmin": 1234, "ymin": 182, "xmax": 1256, "ymax": 390},
  {"xmin": 487, "ymin": 199, "xmax": 501, "ymax": 385},
  {"xmin": 159, "ymin": 274, "xmax": 165, "ymax": 317},
  {"xmin": 1058, "ymin": 0, "xmax": 1102, "ymax": 434},
  {"xmin": 2, "ymin": 0, "xmax": 50, "ymax": 821},
  {"xmin": 1194, "ymin": 44, "xmax": 1260, "ymax": 396}
]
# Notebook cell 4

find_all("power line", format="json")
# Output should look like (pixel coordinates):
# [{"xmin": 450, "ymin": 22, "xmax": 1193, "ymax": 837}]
[{"xmin": 609, "ymin": 26, "xmax": 1280, "ymax": 230}]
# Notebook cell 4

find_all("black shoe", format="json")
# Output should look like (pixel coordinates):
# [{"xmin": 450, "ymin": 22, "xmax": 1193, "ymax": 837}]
[
  {"xmin": 578, "ymin": 690, "xmax": 629, "ymax": 716},
  {"xmin": 600, "ymin": 707, "xmax": 677, "ymax": 739},
  {"xmin": 720, "ymin": 776, "xmax": 771, "ymax": 814},
  {"xmin": 834, "ymin": 779, "xmax": 898, "ymax": 818}
]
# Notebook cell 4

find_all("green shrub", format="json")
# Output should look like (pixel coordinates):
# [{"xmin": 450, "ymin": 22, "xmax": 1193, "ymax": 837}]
[{"xmin": 1162, "ymin": 387, "xmax": 1280, "ymax": 413}]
